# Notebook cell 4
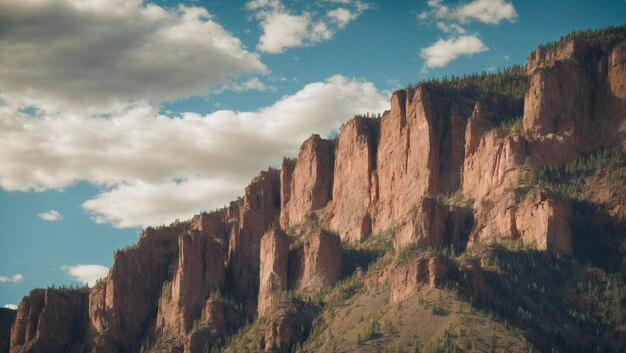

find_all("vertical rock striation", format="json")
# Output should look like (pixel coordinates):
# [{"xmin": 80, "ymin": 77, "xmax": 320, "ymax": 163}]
[{"xmin": 281, "ymin": 135, "xmax": 334, "ymax": 229}]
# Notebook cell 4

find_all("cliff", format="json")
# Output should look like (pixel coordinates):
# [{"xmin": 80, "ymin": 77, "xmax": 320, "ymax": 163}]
[{"xmin": 7, "ymin": 24, "xmax": 626, "ymax": 353}]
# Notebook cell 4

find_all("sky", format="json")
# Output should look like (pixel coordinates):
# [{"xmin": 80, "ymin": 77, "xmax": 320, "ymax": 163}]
[{"xmin": 0, "ymin": 0, "xmax": 624, "ymax": 308}]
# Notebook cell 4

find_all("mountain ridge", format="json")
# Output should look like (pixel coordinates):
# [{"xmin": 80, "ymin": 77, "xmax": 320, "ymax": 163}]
[{"xmin": 3, "ymin": 23, "xmax": 626, "ymax": 353}]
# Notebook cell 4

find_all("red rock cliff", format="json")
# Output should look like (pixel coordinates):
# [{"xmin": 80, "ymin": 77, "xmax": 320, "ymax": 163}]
[
  {"xmin": 330, "ymin": 117, "xmax": 379, "ymax": 243},
  {"xmin": 226, "ymin": 169, "xmax": 281, "ymax": 308},
  {"xmin": 280, "ymin": 135, "xmax": 334, "ymax": 229},
  {"xmin": 10, "ymin": 288, "xmax": 87, "ymax": 353}
]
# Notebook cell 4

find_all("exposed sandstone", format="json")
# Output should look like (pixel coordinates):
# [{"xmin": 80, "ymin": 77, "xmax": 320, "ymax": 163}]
[
  {"xmin": 294, "ymin": 229, "xmax": 342, "ymax": 293},
  {"xmin": 395, "ymin": 197, "xmax": 472, "ymax": 251},
  {"xmin": 515, "ymin": 189, "xmax": 572, "ymax": 255},
  {"xmin": 156, "ymin": 230, "xmax": 225, "ymax": 336},
  {"xmin": 374, "ymin": 86, "xmax": 476, "ymax": 234},
  {"xmin": 391, "ymin": 255, "xmax": 448, "ymax": 303},
  {"xmin": 279, "ymin": 158, "xmax": 296, "ymax": 229},
  {"xmin": 462, "ymin": 130, "xmax": 527, "ymax": 201},
  {"xmin": 281, "ymin": 135, "xmax": 334, "ymax": 229},
  {"xmin": 330, "ymin": 117, "xmax": 379, "ymax": 243},
  {"xmin": 182, "ymin": 297, "xmax": 243, "ymax": 353},
  {"xmin": 227, "ymin": 169, "xmax": 281, "ymax": 308},
  {"xmin": 524, "ymin": 35, "xmax": 626, "ymax": 159},
  {"xmin": 189, "ymin": 209, "xmax": 231, "ymax": 246},
  {"xmin": 0, "ymin": 308, "xmax": 15, "ymax": 353},
  {"xmin": 10, "ymin": 288, "xmax": 87, "ymax": 353},
  {"xmin": 470, "ymin": 189, "xmax": 572, "ymax": 255},
  {"xmin": 88, "ymin": 224, "xmax": 182, "ymax": 352},
  {"xmin": 262, "ymin": 301, "xmax": 317, "ymax": 353},
  {"xmin": 258, "ymin": 228, "xmax": 290, "ymax": 316}
]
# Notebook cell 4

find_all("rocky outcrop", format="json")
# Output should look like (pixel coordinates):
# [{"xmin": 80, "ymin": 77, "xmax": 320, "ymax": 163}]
[
  {"xmin": 329, "ymin": 117, "xmax": 379, "ymax": 243},
  {"xmin": 189, "ymin": 210, "xmax": 231, "ymax": 246},
  {"xmin": 524, "ymin": 34, "xmax": 626, "ymax": 161},
  {"xmin": 262, "ymin": 301, "xmax": 317, "ymax": 353},
  {"xmin": 470, "ymin": 189, "xmax": 572, "ymax": 255},
  {"xmin": 10, "ymin": 288, "xmax": 87, "ymax": 353},
  {"xmin": 391, "ymin": 255, "xmax": 448, "ymax": 303},
  {"xmin": 278, "ymin": 158, "xmax": 296, "ymax": 229},
  {"xmin": 258, "ymin": 228, "xmax": 290, "ymax": 316},
  {"xmin": 0, "ymin": 308, "xmax": 15, "ymax": 353},
  {"xmin": 293, "ymin": 229, "xmax": 342, "ymax": 293},
  {"xmin": 227, "ymin": 169, "xmax": 281, "ymax": 308},
  {"xmin": 462, "ymin": 130, "xmax": 527, "ymax": 201},
  {"xmin": 156, "ymin": 230, "xmax": 225, "ymax": 336},
  {"xmin": 515, "ymin": 189, "xmax": 572, "ymax": 255},
  {"xmin": 395, "ymin": 197, "xmax": 472, "ymax": 251},
  {"xmin": 183, "ymin": 297, "xmax": 243, "ymax": 353},
  {"xmin": 281, "ymin": 135, "xmax": 334, "ymax": 229},
  {"xmin": 374, "ymin": 86, "xmax": 482, "ymax": 234},
  {"xmin": 88, "ymin": 225, "xmax": 182, "ymax": 353}
]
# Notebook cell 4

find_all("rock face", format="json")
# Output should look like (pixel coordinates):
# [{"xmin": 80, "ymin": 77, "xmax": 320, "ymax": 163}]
[
  {"xmin": 8, "ymin": 25, "xmax": 626, "ymax": 353},
  {"xmin": 515, "ymin": 190, "xmax": 572, "ymax": 255},
  {"xmin": 0, "ymin": 308, "xmax": 15, "ymax": 353},
  {"xmin": 258, "ymin": 228, "xmax": 290, "ymax": 316},
  {"xmin": 294, "ymin": 229, "xmax": 342, "ymax": 293},
  {"xmin": 395, "ymin": 197, "xmax": 472, "ymax": 251},
  {"xmin": 156, "ymin": 230, "xmax": 225, "ymax": 336},
  {"xmin": 183, "ymin": 297, "xmax": 243, "ymax": 353},
  {"xmin": 227, "ymin": 169, "xmax": 281, "ymax": 307},
  {"xmin": 374, "ymin": 86, "xmax": 484, "ymax": 234},
  {"xmin": 330, "ymin": 117, "xmax": 379, "ymax": 243},
  {"xmin": 462, "ymin": 130, "xmax": 527, "ymax": 201},
  {"xmin": 281, "ymin": 135, "xmax": 334, "ymax": 229},
  {"xmin": 10, "ymin": 288, "xmax": 87, "ymax": 353},
  {"xmin": 88, "ymin": 225, "xmax": 181, "ymax": 353},
  {"xmin": 279, "ymin": 158, "xmax": 296, "ymax": 229},
  {"xmin": 524, "ymin": 36, "xmax": 626, "ymax": 160},
  {"xmin": 391, "ymin": 255, "xmax": 448, "ymax": 303},
  {"xmin": 262, "ymin": 301, "xmax": 317, "ymax": 353},
  {"xmin": 470, "ymin": 189, "xmax": 572, "ymax": 255}
]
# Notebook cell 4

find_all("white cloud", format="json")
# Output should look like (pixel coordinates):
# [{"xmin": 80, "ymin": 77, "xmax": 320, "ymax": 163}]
[
  {"xmin": 38, "ymin": 209, "xmax": 63, "ymax": 222},
  {"xmin": 3, "ymin": 304, "xmax": 17, "ymax": 310},
  {"xmin": 421, "ymin": 35, "xmax": 488, "ymax": 69},
  {"xmin": 0, "ymin": 274, "xmax": 24, "ymax": 283},
  {"xmin": 62, "ymin": 264, "xmax": 109, "ymax": 287},
  {"xmin": 419, "ymin": 0, "xmax": 517, "ymax": 25},
  {"xmin": 418, "ymin": 0, "xmax": 515, "ymax": 69},
  {"xmin": 455, "ymin": 0, "xmax": 517, "ymax": 24},
  {"xmin": 0, "ymin": 76, "xmax": 388, "ymax": 228},
  {"xmin": 247, "ymin": 0, "xmax": 369, "ymax": 53},
  {"xmin": 0, "ymin": 0, "xmax": 266, "ymax": 113}
]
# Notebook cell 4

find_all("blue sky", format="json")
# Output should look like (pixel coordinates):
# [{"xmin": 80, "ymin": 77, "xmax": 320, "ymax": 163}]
[{"xmin": 0, "ymin": 0, "xmax": 624, "ymax": 307}]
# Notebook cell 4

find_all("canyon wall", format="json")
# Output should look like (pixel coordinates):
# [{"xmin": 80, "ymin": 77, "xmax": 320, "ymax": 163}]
[{"xmin": 6, "ymin": 25, "xmax": 626, "ymax": 353}]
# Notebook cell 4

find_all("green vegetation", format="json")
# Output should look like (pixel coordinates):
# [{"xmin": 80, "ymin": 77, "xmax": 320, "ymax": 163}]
[
  {"xmin": 415, "ymin": 65, "xmax": 529, "ymax": 99},
  {"xmin": 538, "ymin": 24, "xmax": 626, "ymax": 54},
  {"xmin": 356, "ymin": 318, "xmax": 380, "ymax": 344},
  {"xmin": 521, "ymin": 148, "xmax": 626, "ymax": 199},
  {"xmin": 445, "ymin": 245, "xmax": 626, "ymax": 353}
]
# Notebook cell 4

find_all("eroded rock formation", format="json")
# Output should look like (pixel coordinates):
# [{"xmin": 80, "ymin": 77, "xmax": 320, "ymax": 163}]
[
  {"xmin": 10, "ymin": 288, "xmax": 87, "ymax": 353},
  {"xmin": 281, "ymin": 135, "xmax": 334, "ymax": 229},
  {"xmin": 7, "ymin": 24, "xmax": 626, "ymax": 353}
]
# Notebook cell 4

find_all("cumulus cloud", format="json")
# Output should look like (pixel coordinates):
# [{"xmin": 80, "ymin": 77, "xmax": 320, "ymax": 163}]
[
  {"xmin": 3, "ymin": 304, "xmax": 17, "ymax": 310},
  {"xmin": 0, "ymin": 0, "xmax": 266, "ymax": 113},
  {"xmin": 247, "ymin": 0, "xmax": 369, "ymax": 53},
  {"xmin": 421, "ymin": 35, "xmax": 488, "ymax": 69},
  {"xmin": 417, "ymin": 0, "xmax": 517, "ymax": 69},
  {"xmin": 38, "ymin": 209, "xmax": 63, "ymax": 222},
  {"xmin": 0, "ymin": 75, "xmax": 388, "ymax": 228},
  {"xmin": 0, "ymin": 274, "xmax": 24, "ymax": 283},
  {"xmin": 419, "ymin": 0, "xmax": 517, "ymax": 24},
  {"xmin": 62, "ymin": 264, "xmax": 109, "ymax": 287}
]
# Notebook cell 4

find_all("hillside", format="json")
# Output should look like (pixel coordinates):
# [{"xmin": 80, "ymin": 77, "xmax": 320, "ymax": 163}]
[{"xmin": 3, "ymin": 24, "xmax": 626, "ymax": 353}]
